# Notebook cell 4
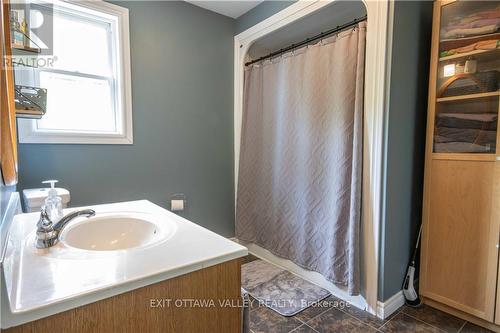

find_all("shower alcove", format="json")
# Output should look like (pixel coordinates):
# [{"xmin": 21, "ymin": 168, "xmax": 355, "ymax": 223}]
[{"xmin": 234, "ymin": 0, "xmax": 392, "ymax": 317}]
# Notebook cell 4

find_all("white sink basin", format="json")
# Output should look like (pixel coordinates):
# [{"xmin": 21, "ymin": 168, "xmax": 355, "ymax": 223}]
[{"xmin": 60, "ymin": 213, "xmax": 176, "ymax": 251}]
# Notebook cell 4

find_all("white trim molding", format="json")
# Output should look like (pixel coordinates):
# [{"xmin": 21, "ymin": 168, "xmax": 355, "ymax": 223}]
[
  {"xmin": 377, "ymin": 291, "xmax": 405, "ymax": 319},
  {"xmin": 18, "ymin": 0, "xmax": 133, "ymax": 145},
  {"xmin": 234, "ymin": 0, "xmax": 393, "ymax": 316}
]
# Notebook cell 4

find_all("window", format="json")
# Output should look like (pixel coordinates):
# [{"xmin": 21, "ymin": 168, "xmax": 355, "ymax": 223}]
[{"xmin": 17, "ymin": 0, "xmax": 132, "ymax": 144}]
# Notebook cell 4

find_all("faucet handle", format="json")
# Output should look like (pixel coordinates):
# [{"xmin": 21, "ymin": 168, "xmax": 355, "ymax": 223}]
[
  {"xmin": 37, "ymin": 207, "xmax": 53, "ymax": 229},
  {"xmin": 36, "ymin": 207, "xmax": 58, "ymax": 244}
]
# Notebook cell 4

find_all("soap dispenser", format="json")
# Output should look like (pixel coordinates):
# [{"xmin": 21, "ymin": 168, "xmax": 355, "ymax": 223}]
[{"xmin": 42, "ymin": 180, "xmax": 64, "ymax": 223}]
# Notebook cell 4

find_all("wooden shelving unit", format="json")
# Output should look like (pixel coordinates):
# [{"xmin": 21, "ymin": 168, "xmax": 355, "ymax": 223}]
[
  {"xmin": 439, "ymin": 48, "xmax": 500, "ymax": 62},
  {"xmin": 436, "ymin": 91, "xmax": 500, "ymax": 102},
  {"xmin": 440, "ymin": 31, "xmax": 500, "ymax": 52},
  {"xmin": 11, "ymin": 44, "xmax": 40, "ymax": 53},
  {"xmin": 9, "ymin": 13, "xmax": 45, "ymax": 118},
  {"xmin": 14, "ymin": 109, "xmax": 44, "ymax": 119},
  {"xmin": 431, "ymin": 152, "xmax": 497, "ymax": 161},
  {"xmin": 420, "ymin": 1, "xmax": 500, "ymax": 331}
]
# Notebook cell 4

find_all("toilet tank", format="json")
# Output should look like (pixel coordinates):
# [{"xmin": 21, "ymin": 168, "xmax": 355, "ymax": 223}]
[{"xmin": 22, "ymin": 188, "xmax": 71, "ymax": 213}]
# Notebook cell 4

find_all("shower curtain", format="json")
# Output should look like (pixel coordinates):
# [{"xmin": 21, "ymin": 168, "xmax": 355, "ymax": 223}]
[{"xmin": 236, "ymin": 22, "xmax": 366, "ymax": 295}]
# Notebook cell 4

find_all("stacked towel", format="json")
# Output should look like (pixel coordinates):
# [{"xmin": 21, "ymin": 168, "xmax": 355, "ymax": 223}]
[
  {"xmin": 434, "ymin": 113, "xmax": 497, "ymax": 153},
  {"xmin": 440, "ymin": 39, "xmax": 500, "ymax": 58},
  {"xmin": 441, "ymin": 8, "xmax": 500, "ymax": 40}
]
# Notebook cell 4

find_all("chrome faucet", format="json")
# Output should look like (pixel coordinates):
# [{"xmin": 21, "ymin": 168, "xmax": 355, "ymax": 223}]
[{"xmin": 36, "ymin": 207, "xmax": 96, "ymax": 249}]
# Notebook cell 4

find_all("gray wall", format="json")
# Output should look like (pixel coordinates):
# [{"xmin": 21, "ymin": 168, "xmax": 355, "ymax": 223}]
[
  {"xmin": 17, "ymin": 1, "xmax": 236, "ymax": 237},
  {"xmin": 236, "ymin": 1, "xmax": 297, "ymax": 34},
  {"xmin": 0, "ymin": 185, "xmax": 15, "ymax": 210},
  {"xmin": 0, "ymin": 181, "xmax": 17, "ymax": 254},
  {"xmin": 236, "ymin": 0, "xmax": 433, "ymax": 301},
  {"xmin": 0, "ymin": 182, "xmax": 16, "ymax": 227},
  {"xmin": 0, "ymin": 167, "xmax": 17, "ymax": 252},
  {"xmin": 380, "ymin": 1, "xmax": 433, "ymax": 301}
]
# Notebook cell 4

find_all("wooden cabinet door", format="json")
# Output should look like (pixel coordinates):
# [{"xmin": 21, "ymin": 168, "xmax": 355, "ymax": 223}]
[
  {"xmin": 421, "ymin": 159, "xmax": 500, "ymax": 322},
  {"xmin": 0, "ymin": 0, "xmax": 18, "ymax": 186},
  {"xmin": 495, "ymin": 161, "xmax": 500, "ymax": 326},
  {"xmin": 497, "ymin": 250, "xmax": 500, "ymax": 325}
]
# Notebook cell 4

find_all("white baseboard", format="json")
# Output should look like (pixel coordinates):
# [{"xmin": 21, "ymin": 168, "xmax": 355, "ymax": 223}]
[
  {"xmin": 376, "ymin": 291, "xmax": 405, "ymax": 319},
  {"xmin": 237, "ymin": 240, "xmax": 367, "ymax": 311}
]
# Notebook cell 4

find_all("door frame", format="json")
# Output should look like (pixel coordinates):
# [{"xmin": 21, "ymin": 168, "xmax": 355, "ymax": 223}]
[{"xmin": 233, "ymin": 0, "xmax": 394, "ymax": 315}]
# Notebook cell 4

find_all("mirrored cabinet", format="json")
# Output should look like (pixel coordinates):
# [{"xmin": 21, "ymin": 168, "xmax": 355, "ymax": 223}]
[{"xmin": 421, "ymin": 1, "xmax": 500, "ymax": 330}]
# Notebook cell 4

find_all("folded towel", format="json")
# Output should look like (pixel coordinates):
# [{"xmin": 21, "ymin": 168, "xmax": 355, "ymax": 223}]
[
  {"xmin": 434, "ymin": 141, "xmax": 494, "ymax": 153},
  {"xmin": 440, "ymin": 39, "xmax": 500, "ymax": 57},
  {"xmin": 441, "ymin": 6, "xmax": 500, "ymax": 39},
  {"xmin": 445, "ymin": 18, "xmax": 500, "ymax": 32},
  {"xmin": 436, "ymin": 113, "xmax": 498, "ymax": 130},
  {"xmin": 442, "ymin": 24, "xmax": 500, "ymax": 39},
  {"xmin": 467, "ymin": 9, "xmax": 500, "ymax": 21},
  {"xmin": 476, "ymin": 39, "xmax": 500, "ymax": 49},
  {"xmin": 448, "ymin": 9, "xmax": 500, "ymax": 26},
  {"xmin": 435, "ymin": 126, "xmax": 497, "ymax": 145},
  {"xmin": 438, "ymin": 113, "xmax": 498, "ymax": 122}
]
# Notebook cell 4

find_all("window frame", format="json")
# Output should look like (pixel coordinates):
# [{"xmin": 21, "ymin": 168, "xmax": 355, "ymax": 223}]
[{"xmin": 17, "ymin": 0, "xmax": 133, "ymax": 145}]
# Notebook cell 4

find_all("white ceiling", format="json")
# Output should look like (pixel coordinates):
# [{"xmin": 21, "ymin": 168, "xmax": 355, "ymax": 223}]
[{"xmin": 185, "ymin": 0, "xmax": 264, "ymax": 19}]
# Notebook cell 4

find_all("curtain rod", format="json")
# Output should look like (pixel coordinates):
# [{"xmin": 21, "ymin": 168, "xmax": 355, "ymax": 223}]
[{"xmin": 245, "ymin": 15, "xmax": 367, "ymax": 67}]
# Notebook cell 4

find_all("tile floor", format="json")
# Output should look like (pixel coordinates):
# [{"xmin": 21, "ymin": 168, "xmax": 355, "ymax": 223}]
[{"xmin": 242, "ymin": 255, "xmax": 493, "ymax": 333}]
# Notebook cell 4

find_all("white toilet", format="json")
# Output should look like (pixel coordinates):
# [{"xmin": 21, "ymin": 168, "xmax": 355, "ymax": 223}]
[{"xmin": 22, "ymin": 187, "xmax": 71, "ymax": 213}]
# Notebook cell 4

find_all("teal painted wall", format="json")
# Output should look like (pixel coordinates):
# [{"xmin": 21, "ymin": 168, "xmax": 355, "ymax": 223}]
[
  {"xmin": 17, "ymin": 1, "xmax": 236, "ymax": 237},
  {"xmin": 380, "ymin": 0, "xmax": 433, "ymax": 300},
  {"xmin": 0, "ymin": 183, "xmax": 16, "ymax": 225},
  {"xmin": 0, "ymin": 168, "xmax": 17, "ymax": 248},
  {"xmin": 236, "ymin": 1, "xmax": 297, "ymax": 34}
]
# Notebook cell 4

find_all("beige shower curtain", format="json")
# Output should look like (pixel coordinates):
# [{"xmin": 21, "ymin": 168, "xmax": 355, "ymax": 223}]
[{"xmin": 236, "ymin": 22, "xmax": 365, "ymax": 295}]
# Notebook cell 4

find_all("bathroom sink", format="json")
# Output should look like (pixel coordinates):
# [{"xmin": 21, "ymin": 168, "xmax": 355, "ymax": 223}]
[{"xmin": 60, "ymin": 213, "xmax": 175, "ymax": 251}]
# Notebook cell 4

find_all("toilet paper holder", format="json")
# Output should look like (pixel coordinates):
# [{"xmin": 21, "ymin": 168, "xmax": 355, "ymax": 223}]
[{"xmin": 170, "ymin": 193, "xmax": 186, "ymax": 212}]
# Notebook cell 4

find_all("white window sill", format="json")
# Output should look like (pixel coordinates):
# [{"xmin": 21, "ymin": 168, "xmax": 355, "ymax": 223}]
[{"xmin": 17, "ymin": 120, "xmax": 133, "ymax": 145}]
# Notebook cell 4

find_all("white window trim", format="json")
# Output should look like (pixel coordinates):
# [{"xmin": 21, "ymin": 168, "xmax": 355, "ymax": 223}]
[{"xmin": 18, "ymin": 0, "xmax": 133, "ymax": 145}]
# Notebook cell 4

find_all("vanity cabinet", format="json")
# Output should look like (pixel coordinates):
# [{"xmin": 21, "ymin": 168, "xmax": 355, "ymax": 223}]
[
  {"xmin": 3, "ymin": 259, "xmax": 243, "ymax": 333},
  {"xmin": 420, "ymin": 0, "xmax": 500, "ymax": 330}
]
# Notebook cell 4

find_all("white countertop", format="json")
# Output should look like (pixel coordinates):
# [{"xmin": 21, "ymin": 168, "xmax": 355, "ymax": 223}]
[{"xmin": 1, "ymin": 200, "xmax": 247, "ymax": 328}]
